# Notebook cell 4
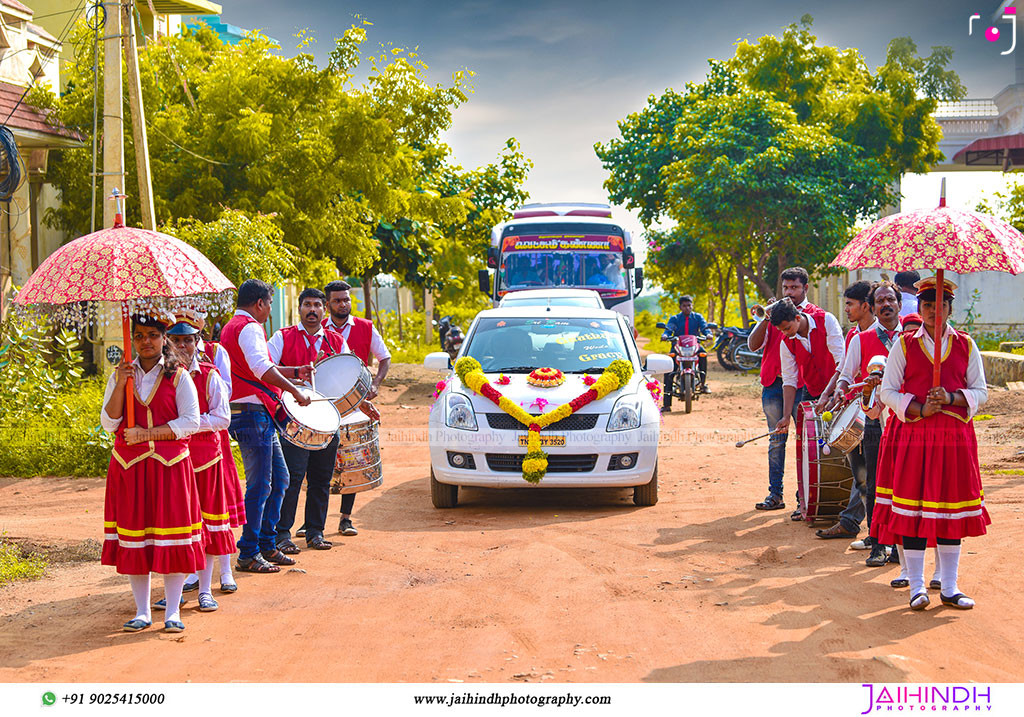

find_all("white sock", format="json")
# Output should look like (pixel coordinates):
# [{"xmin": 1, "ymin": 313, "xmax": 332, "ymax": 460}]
[
  {"xmin": 896, "ymin": 544, "xmax": 908, "ymax": 580},
  {"xmin": 219, "ymin": 554, "xmax": 235, "ymax": 584},
  {"xmin": 128, "ymin": 574, "xmax": 151, "ymax": 622},
  {"xmin": 937, "ymin": 544, "xmax": 963, "ymax": 598},
  {"xmin": 186, "ymin": 572, "xmax": 198, "ymax": 584},
  {"xmin": 931, "ymin": 546, "xmax": 942, "ymax": 583},
  {"xmin": 199, "ymin": 562, "xmax": 214, "ymax": 595},
  {"xmin": 163, "ymin": 574, "xmax": 187, "ymax": 623},
  {"xmin": 905, "ymin": 548, "xmax": 926, "ymax": 598}
]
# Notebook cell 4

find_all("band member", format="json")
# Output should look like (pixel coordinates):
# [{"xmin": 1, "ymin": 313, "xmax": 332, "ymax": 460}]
[
  {"xmin": 323, "ymin": 280, "xmax": 391, "ymax": 536},
  {"xmin": 894, "ymin": 271, "xmax": 921, "ymax": 318},
  {"xmin": 660, "ymin": 294, "xmax": 713, "ymax": 409},
  {"xmin": 748, "ymin": 267, "xmax": 820, "ymax": 515},
  {"xmin": 818, "ymin": 281, "xmax": 874, "ymax": 406},
  {"xmin": 222, "ymin": 280, "xmax": 313, "ymax": 574},
  {"xmin": 815, "ymin": 283, "xmax": 901, "ymax": 567},
  {"xmin": 100, "ymin": 313, "xmax": 202, "ymax": 633},
  {"xmin": 167, "ymin": 312, "xmax": 234, "ymax": 612},
  {"xmin": 871, "ymin": 277, "xmax": 989, "ymax": 610},
  {"xmin": 269, "ymin": 288, "xmax": 347, "ymax": 552}
]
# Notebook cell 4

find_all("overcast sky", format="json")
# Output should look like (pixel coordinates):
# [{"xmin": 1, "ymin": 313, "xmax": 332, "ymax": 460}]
[{"xmin": 211, "ymin": 1, "xmax": 1022, "ymax": 239}]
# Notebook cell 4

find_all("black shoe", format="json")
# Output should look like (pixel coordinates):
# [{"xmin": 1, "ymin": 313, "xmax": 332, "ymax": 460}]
[
  {"xmin": 790, "ymin": 510, "xmax": 804, "ymax": 522},
  {"xmin": 339, "ymin": 518, "xmax": 358, "ymax": 536},
  {"xmin": 866, "ymin": 544, "xmax": 889, "ymax": 567},
  {"xmin": 182, "ymin": 577, "xmax": 200, "ymax": 593},
  {"xmin": 755, "ymin": 494, "xmax": 785, "ymax": 510},
  {"xmin": 887, "ymin": 546, "xmax": 900, "ymax": 564}
]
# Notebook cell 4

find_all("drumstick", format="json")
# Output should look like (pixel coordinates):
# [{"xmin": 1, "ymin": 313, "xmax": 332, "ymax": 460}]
[{"xmin": 735, "ymin": 431, "xmax": 774, "ymax": 448}]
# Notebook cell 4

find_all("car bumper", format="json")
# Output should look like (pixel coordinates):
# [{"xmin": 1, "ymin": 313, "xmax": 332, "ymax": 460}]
[{"xmin": 428, "ymin": 423, "xmax": 659, "ymax": 488}]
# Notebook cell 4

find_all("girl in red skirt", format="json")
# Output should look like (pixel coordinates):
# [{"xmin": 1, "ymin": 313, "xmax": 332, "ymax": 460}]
[
  {"xmin": 872, "ymin": 278, "xmax": 989, "ymax": 611},
  {"xmin": 168, "ymin": 312, "xmax": 235, "ymax": 611},
  {"xmin": 101, "ymin": 313, "xmax": 204, "ymax": 632}
]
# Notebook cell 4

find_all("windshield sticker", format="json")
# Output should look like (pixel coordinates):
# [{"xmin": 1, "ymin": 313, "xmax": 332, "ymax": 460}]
[{"xmin": 578, "ymin": 351, "xmax": 625, "ymax": 363}]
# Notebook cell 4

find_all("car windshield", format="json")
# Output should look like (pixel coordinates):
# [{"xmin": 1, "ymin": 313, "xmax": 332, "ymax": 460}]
[
  {"xmin": 501, "ymin": 296, "xmax": 602, "ymax": 308},
  {"xmin": 464, "ymin": 317, "xmax": 631, "ymax": 374}
]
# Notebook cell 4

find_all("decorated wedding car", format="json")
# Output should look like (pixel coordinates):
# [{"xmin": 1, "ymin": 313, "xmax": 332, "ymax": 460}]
[{"xmin": 425, "ymin": 306, "xmax": 673, "ymax": 508}]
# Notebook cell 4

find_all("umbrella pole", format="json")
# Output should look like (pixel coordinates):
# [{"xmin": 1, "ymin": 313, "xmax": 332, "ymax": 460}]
[
  {"xmin": 122, "ymin": 315, "xmax": 135, "ymax": 429},
  {"xmin": 932, "ymin": 269, "xmax": 945, "ymax": 389}
]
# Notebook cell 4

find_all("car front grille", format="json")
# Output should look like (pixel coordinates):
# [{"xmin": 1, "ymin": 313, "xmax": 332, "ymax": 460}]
[
  {"xmin": 484, "ymin": 454, "xmax": 598, "ymax": 473},
  {"xmin": 485, "ymin": 413, "xmax": 600, "ymax": 431}
]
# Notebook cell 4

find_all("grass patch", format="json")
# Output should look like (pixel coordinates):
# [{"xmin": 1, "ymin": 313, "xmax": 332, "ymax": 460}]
[
  {"xmin": 973, "ymin": 414, "xmax": 994, "ymax": 421},
  {"xmin": 988, "ymin": 468, "xmax": 1024, "ymax": 476},
  {"xmin": 0, "ymin": 538, "xmax": 48, "ymax": 586}
]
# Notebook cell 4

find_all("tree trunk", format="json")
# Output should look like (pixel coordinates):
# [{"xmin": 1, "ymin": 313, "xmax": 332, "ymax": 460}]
[
  {"xmin": 775, "ymin": 253, "xmax": 790, "ymax": 299},
  {"xmin": 396, "ymin": 285, "xmax": 404, "ymax": 342},
  {"xmin": 736, "ymin": 266, "xmax": 749, "ymax": 327},
  {"xmin": 363, "ymin": 275, "xmax": 373, "ymax": 320},
  {"xmin": 423, "ymin": 288, "xmax": 433, "ymax": 342}
]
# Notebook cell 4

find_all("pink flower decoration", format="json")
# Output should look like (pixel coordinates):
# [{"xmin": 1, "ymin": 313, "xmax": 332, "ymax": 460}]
[
  {"xmin": 431, "ymin": 379, "xmax": 448, "ymax": 400},
  {"xmin": 583, "ymin": 375, "xmax": 597, "ymax": 386},
  {"xmin": 530, "ymin": 397, "xmax": 550, "ymax": 411},
  {"xmin": 497, "ymin": 374, "xmax": 511, "ymax": 385}
]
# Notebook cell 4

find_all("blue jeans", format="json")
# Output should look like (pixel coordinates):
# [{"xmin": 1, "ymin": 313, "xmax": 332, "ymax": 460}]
[
  {"xmin": 230, "ymin": 408, "xmax": 291, "ymax": 560},
  {"xmin": 761, "ymin": 377, "xmax": 805, "ymax": 499}
]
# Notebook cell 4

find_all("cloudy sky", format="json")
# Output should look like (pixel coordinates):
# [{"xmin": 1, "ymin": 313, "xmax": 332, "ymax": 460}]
[{"xmin": 213, "ymin": 1, "xmax": 1022, "ymax": 238}]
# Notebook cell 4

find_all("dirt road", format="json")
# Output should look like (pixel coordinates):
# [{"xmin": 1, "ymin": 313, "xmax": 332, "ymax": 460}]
[{"xmin": 1, "ymin": 363, "xmax": 1022, "ymax": 683}]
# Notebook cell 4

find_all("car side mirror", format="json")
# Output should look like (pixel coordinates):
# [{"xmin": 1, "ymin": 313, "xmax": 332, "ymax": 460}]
[
  {"xmin": 707, "ymin": 323, "xmax": 718, "ymax": 331},
  {"xmin": 424, "ymin": 352, "xmax": 452, "ymax": 371},
  {"xmin": 477, "ymin": 269, "xmax": 490, "ymax": 294},
  {"xmin": 644, "ymin": 353, "xmax": 674, "ymax": 375},
  {"xmin": 634, "ymin": 267, "xmax": 643, "ymax": 292}
]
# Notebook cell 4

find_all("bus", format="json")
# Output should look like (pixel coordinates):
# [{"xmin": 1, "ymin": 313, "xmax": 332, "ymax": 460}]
[{"xmin": 477, "ymin": 202, "xmax": 643, "ymax": 328}]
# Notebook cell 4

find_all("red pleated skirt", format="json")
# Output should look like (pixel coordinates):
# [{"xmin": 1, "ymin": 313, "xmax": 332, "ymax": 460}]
[
  {"xmin": 871, "ymin": 412, "xmax": 990, "ymax": 543},
  {"xmin": 101, "ymin": 454, "xmax": 206, "ymax": 575},
  {"xmin": 194, "ymin": 455, "xmax": 236, "ymax": 557},
  {"xmin": 219, "ymin": 430, "xmax": 246, "ymax": 528}
]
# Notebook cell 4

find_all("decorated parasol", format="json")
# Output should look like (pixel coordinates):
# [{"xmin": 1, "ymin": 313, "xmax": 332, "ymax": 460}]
[
  {"xmin": 830, "ymin": 178, "xmax": 1024, "ymax": 386},
  {"xmin": 14, "ymin": 191, "xmax": 235, "ymax": 427}
]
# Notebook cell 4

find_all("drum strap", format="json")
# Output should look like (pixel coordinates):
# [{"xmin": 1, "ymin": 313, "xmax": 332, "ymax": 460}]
[
  {"xmin": 235, "ymin": 374, "xmax": 288, "ymax": 426},
  {"xmin": 875, "ymin": 326, "xmax": 895, "ymax": 351}
]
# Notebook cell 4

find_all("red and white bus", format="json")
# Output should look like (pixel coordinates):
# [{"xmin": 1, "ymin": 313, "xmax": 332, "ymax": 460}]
[{"xmin": 478, "ymin": 202, "xmax": 643, "ymax": 328}]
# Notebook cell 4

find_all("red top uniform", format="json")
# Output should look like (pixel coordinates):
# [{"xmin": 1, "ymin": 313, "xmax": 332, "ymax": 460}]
[
  {"xmin": 189, "ymin": 360, "xmax": 236, "ymax": 556},
  {"xmin": 101, "ymin": 366, "xmax": 206, "ymax": 575},
  {"xmin": 871, "ymin": 328, "xmax": 991, "ymax": 542}
]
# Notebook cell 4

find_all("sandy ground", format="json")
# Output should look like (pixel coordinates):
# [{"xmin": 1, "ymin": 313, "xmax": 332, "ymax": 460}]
[{"xmin": 1, "ymin": 360, "xmax": 1023, "ymax": 683}]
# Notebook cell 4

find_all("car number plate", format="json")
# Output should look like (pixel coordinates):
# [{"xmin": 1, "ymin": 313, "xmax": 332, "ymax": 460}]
[{"xmin": 518, "ymin": 435, "xmax": 566, "ymax": 447}]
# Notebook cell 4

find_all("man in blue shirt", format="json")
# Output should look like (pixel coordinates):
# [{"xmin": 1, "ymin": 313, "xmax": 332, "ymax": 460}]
[{"xmin": 661, "ymin": 295, "xmax": 712, "ymax": 398}]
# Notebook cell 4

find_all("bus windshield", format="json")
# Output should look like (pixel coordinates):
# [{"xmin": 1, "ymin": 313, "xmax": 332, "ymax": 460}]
[{"xmin": 497, "ymin": 231, "xmax": 628, "ymax": 297}]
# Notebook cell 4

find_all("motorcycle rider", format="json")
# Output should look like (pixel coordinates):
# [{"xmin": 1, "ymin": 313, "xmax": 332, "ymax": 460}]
[{"xmin": 661, "ymin": 295, "xmax": 712, "ymax": 400}]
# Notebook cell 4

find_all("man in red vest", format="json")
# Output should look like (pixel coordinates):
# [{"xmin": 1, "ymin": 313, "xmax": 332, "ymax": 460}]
[
  {"xmin": 222, "ymin": 280, "xmax": 313, "ymax": 575},
  {"xmin": 818, "ymin": 282, "xmax": 903, "ymax": 566},
  {"xmin": 748, "ymin": 267, "xmax": 821, "ymax": 515},
  {"xmin": 323, "ymin": 279, "xmax": 391, "ymax": 536},
  {"xmin": 269, "ymin": 288, "xmax": 348, "ymax": 553}
]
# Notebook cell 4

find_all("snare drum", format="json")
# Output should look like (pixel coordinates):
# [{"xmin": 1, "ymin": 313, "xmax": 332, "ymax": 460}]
[
  {"xmin": 331, "ymin": 410, "xmax": 383, "ymax": 495},
  {"xmin": 314, "ymin": 354, "xmax": 372, "ymax": 418},
  {"xmin": 826, "ymin": 400, "xmax": 865, "ymax": 454},
  {"xmin": 796, "ymin": 402, "xmax": 854, "ymax": 523},
  {"xmin": 276, "ymin": 388, "xmax": 342, "ymax": 450}
]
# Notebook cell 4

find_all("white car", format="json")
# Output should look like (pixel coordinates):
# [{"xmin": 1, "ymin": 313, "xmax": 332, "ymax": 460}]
[
  {"xmin": 498, "ymin": 288, "xmax": 604, "ymax": 309},
  {"xmin": 425, "ymin": 306, "xmax": 673, "ymax": 508}
]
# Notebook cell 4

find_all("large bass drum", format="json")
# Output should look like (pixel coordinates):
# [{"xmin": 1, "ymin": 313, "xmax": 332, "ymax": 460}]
[
  {"xmin": 314, "ymin": 353, "xmax": 372, "ymax": 419},
  {"xmin": 331, "ymin": 410, "xmax": 383, "ymax": 495},
  {"xmin": 796, "ymin": 402, "xmax": 854, "ymax": 523}
]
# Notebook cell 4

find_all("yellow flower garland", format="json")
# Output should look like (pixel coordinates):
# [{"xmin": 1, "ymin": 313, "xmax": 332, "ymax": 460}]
[{"xmin": 455, "ymin": 357, "xmax": 634, "ymax": 483}]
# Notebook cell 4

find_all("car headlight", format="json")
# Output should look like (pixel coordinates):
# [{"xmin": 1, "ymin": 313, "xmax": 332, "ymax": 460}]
[
  {"xmin": 445, "ymin": 392, "xmax": 478, "ymax": 431},
  {"xmin": 607, "ymin": 395, "xmax": 642, "ymax": 432}
]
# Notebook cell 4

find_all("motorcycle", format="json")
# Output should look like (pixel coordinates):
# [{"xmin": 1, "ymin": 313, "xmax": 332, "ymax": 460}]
[
  {"xmin": 713, "ymin": 324, "xmax": 747, "ymax": 370},
  {"xmin": 656, "ymin": 323, "xmax": 711, "ymax": 414},
  {"xmin": 728, "ymin": 322, "xmax": 762, "ymax": 372},
  {"xmin": 436, "ymin": 315, "xmax": 464, "ymax": 360}
]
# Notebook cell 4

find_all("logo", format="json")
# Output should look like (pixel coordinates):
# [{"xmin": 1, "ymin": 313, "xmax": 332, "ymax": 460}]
[
  {"xmin": 106, "ymin": 345, "xmax": 124, "ymax": 366},
  {"xmin": 970, "ymin": 6, "xmax": 1017, "ymax": 55},
  {"xmin": 860, "ymin": 684, "xmax": 993, "ymax": 713},
  {"xmin": 41, "ymin": 692, "xmax": 56, "ymax": 706}
]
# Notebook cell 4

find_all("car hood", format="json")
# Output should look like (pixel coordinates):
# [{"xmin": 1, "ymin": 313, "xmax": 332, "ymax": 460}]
[{"xmin": 446, "ymin": 372, "xmax": 643, "ymax": 414}]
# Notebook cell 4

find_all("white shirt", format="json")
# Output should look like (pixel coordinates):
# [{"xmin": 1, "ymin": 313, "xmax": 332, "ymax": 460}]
[
  {"xmin": 200, "ymin": 338, "xmax": 231, "ymax": 398},
  {"xmin": 267, "ymin": 324, "xmax": 348, "ymax": 364},
  {"xmin": 838, "ymin": 320, "xmax": 902, "ymax": 385},
  {"xmin": 232, "ymin": 309, "xmax": 277, "ymax": 405},
  {"xmin": 326, "ymin": 314, "xmax": 391, "ymax": 361},
  {"xmin": 879, "ymin": 324, "xmax": 988, "ymax": 422},
  {"xmin": 101, "ymin": 356, "xmax": 200, "ymax": 438},
  {"xmin": 780, "ymin": 311, "xmax": 846, "ymax": 389},
  {"xmin": 188, "ymin": 354, "xmax": 231, "ymax": 434},
  {"xmin": 899, "ymin": 292, "xmax": 919, "ymax": 318}
]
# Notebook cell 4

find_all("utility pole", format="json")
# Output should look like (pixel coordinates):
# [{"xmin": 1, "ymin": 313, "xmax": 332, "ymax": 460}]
[
  {"xmin": 102, "ymin": 0, "xmax": 124, "ymax": 228},
  {"xmin": 122, "ymin": 0, "xmax": 155, "ymax": 229}
]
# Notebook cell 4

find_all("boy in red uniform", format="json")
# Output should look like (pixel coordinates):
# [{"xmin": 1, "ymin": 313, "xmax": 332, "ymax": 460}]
[{"xmin": 872, "ymin": 277, "xmax": 989, "ymax": 610}]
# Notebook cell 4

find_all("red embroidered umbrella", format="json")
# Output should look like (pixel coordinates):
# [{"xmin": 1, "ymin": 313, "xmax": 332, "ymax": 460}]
[
  {"xmin": 14, "ymin": 193, "xmax": 234, "ymax": 427},
  {"xmin": 831, "ymin": 179, "xmax": 1024, "ymax": 386}
]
